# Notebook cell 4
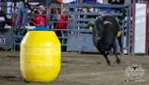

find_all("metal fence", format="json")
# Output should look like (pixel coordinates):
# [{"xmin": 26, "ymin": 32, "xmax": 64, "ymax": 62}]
[
  {"xmin": 0, "ymin": 0, "xmax": 144, "ymax": 55},
  {"xmin": 47, "ymin": 1, "xmax": 135, "ymax": 55}
]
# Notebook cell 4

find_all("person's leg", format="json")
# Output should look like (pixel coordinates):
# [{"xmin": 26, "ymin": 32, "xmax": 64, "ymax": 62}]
[
  {"xmin": 62, "ymin": 31, "xmax": 67, "ymax": 51},
  {"xmin": 117, "ymin": 35, "xmax": 123, "ymax": 54},
  {"xmin": 21, "ymin": 8, "xmax": 28, "ymax": 28},
  {"xmin": 113, "ymin": 39, "xmax": 121, "ymax": 64},
  {"xmin": 115, "ymin": 38, "xmax": 119, "ymax": 53},
  {"xmin": 61, "ymin": 31, "xmax": 65, "ymax": 51},
  {"xmin": 15, "ymin": 8, "xmax": 22, "ymax": 28}
]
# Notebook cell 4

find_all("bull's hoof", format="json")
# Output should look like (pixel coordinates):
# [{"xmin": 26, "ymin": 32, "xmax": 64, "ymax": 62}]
[
  {"xmin": 107, "ymin": 60, "xmax": 111, "ymax": 66},
  {"xmin": 116, "ymin": 59, "xmax": 121, "ymax": 64}
]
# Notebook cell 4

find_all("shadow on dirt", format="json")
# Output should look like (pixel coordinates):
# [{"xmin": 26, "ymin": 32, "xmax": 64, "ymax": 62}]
[
  {"xmin": 62, "ymin": 60, "xmax": 101, "ymax": 65},
  {"xmin": 62, "ymin": 60, "xmax": 73, "ymax": 64},
  {"xmin": 6, "ymin": 55, "xmax": 19, "ymax": 58},
  {"xmin": 0, "ymin": 75, "xmax": 25, "ymax": 82}
]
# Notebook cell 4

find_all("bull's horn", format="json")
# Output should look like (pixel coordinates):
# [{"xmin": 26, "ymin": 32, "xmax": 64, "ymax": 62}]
[
  {"xmin": 104, "ymin": 21, "xmax": 112, "ymax": 25},
  {"xmin": 88, "ymin": 21, "xmax": 95, "ymax": 26}
]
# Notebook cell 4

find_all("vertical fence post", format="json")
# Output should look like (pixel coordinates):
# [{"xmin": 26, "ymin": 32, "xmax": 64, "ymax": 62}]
[
  {"xmin": 127, "ymin": 3, "xmax": 131, "ymax": 55},
  {"xmin": 121, "ymin": 6, "xmax": 125, "ymax": 54},
  {"xmin": 12, "ymin": 1, "xmax": 16, "ymax": 52},
  {"xmin": 125, "ymin": 5, "xmax": 129, "ymax": 54},
  {"xmin": 11, "ymin": 1, "xmax": 14, "ymax": 51},
  {"xmin": 131, "ymin": 0, "xmax": 136, "ymax": 55},
  {"xmin": 46, "ymin": 0, "xmax": 48, "ymax": 28},
  {"xmin": 145, "ymin": 0, "xmax": 149, "ymax": 54},
  {"xmin": 67, "ymin": 4, "xmax": 70, "ymax": 51},
  {"xmin": 148, "ymin": 0, "xmax": 149, "ymax": 54}
]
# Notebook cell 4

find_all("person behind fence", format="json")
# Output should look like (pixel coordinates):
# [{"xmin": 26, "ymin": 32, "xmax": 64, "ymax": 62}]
[
  {"xmin": 14, "ymin": 0, "xmax": 31, "ymax": 29},
  {"xmin": 29, "ymin": 9, "xmax": 37, "ymax": 26},
  {"xmin": 80, "ymin": 7, "xmax": 89, "ymax": 24},
  {"xmin": 0, "ymin": 7, "xmax": 8, "ymax": 28},
  {"xmin": 11, "ymin": 8, "xmax": 23, "ymax": 28},
  {"xmin": 55, "ymin": 8, "xmax": 69, "ymax": 29},
  {"xmin": 55, "ymin": 8, "xmax": 69, "ymax": 51},
  {"xmin": 32, "ymin": 5, "xmax": 46, "ymax": 27},
  {"xmin": 48, "ymin": 8, "xmax": 60, "ymax": 29}
]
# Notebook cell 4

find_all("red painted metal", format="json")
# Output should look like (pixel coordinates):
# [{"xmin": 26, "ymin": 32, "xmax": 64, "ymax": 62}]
[
  {"xmin": 145, "ymin": 0, "xmax": 149, "ymax": 54},
  {"xmin": 131, "ymin": 0, "xmax": 135, "ymax": 54}
]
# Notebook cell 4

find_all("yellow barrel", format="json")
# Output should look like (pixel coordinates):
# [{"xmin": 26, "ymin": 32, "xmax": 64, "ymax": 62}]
[{"xmin": 20, "ymin": 31, "xmax": 61, "ymax": 82}]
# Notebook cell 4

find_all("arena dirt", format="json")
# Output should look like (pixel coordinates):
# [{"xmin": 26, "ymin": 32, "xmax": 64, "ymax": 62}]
[{"xmin": 0, "ymin": 52, "xmax": 148, "ymax": 85}]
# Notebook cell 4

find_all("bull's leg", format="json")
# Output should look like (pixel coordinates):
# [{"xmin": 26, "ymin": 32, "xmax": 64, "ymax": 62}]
[
  {"xmin": 103, "ymin": 52, "xmax": 111, "ymax": 66},
  {"xmin": 115, "ymin": 54, "xmax": 121, "ymax": 64},
  {"xmin": 113, "ymin": 40, "xmax": 121, "ymax": 64}
]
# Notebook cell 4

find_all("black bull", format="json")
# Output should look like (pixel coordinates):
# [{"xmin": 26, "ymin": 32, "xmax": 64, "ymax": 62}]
[{"xmin": 89, "ymin": 15, "xmax": 123, "ymax": 66}]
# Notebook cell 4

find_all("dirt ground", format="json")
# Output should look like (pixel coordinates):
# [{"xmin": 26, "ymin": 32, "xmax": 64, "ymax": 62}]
[{"xmin": 0, "ymin": 52, "xmax": 149, "ymax": 85}]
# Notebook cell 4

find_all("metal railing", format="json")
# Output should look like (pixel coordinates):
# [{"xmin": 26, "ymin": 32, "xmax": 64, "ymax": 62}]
[{"xmin": 0, "ymin": 0, "xmax": 136, "ymax": 55}]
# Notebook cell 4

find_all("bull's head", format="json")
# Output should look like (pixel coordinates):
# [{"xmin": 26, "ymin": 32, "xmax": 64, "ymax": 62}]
[
  {"xmin": 88, "ymin": 21, "xmax": 102, "ymax": 41},
  {"xmin": 88, "ymin": 20, "xmax": 107, "ymax": 41}
]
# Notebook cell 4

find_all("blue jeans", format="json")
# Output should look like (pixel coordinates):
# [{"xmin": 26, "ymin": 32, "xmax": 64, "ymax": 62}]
[{"xmin": 15, "ymin": 7, "xmax": 28, "ymax": 28}]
